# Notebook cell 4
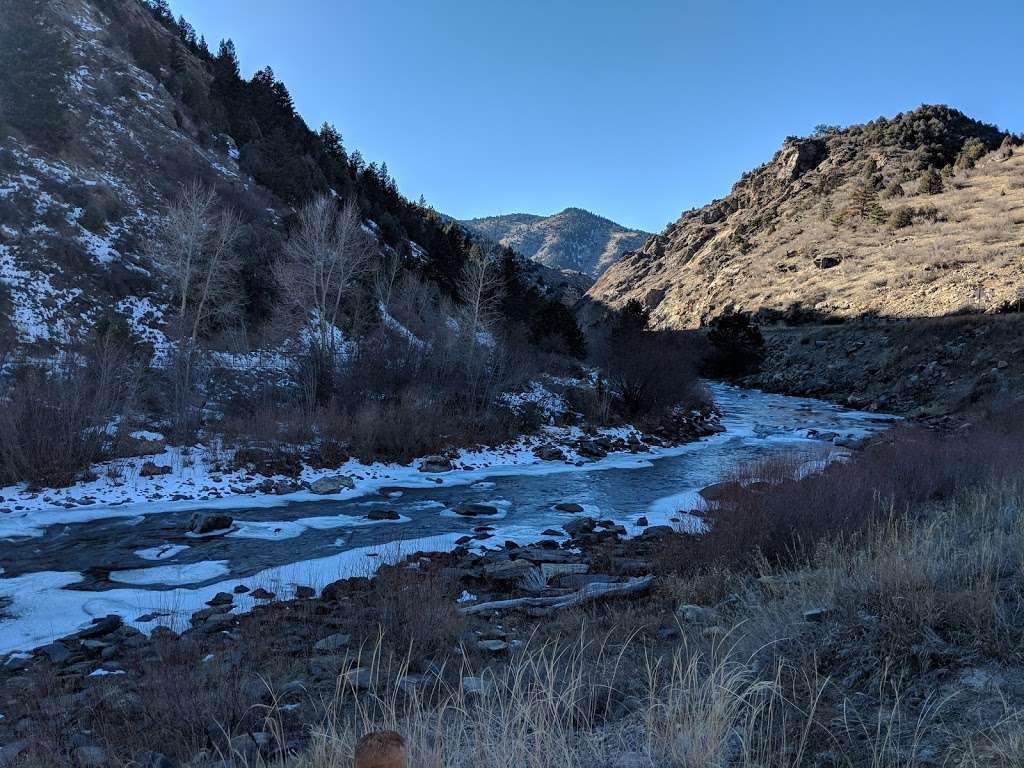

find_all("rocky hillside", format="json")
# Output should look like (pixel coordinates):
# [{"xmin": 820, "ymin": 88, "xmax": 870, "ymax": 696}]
[
  {"xmin": 0, "ymin": 0, "xmax": 580, "ymax": 357},
  {"xmin": 586, "ymin": 106, "xmax": 1022, "ymax": 328},
  {"xmin": 461, "ymin": 207, "xmax": 650, "ymax": 277}
]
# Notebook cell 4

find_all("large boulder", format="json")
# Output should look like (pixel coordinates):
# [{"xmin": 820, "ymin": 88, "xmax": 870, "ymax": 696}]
[
  {"xmin": 419, "ymin": 455, "xmax": 453, "ymax": 473},
  {"xmin": 310, "ymin": 475, "xmax": 355, "ymax": 494},
  {"xmin": 454, "ymin": 503, "xmax": 499, "ymax": 517},
  {"xmin": 187, "ymin": 512, "xmax": 233, "ymax": 535},
  {"xmin": 138, "ymin": 460, "xmax": 171, "ymax": 478}
]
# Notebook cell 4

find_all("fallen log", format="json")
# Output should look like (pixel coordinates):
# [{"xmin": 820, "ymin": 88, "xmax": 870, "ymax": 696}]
[{"xmin": 460, "ymin": 575, "xmax": 654, "ymax": 616}]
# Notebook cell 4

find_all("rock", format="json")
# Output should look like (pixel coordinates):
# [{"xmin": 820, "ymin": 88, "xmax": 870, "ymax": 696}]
[
  {"xmin": 636, "ymin": 516, "xmax": 649, "ymax": 527},
  {"xmin": 72, "ymin": 745, "xmax": 106, "ymax": 767},
  {"xmin": 563, "ymin": 517, "xmax": 596, "ymax": 537},
  {"xmin": 533, "ymin": 445, "xmax": 566, "ymax": 461},
  {"xmin": 187, "ymin": 512, "xmax": 233, "ymax": 535},
  {"xmin": 250, "ymin": 587, "xmax": 275, "ymax": 600},
  {"xmin": 477, "ymin": 639, "xmax": 509, "ymax": 653},
  {"xmin": 640, "ymin": 525, "xmax": 675, "ymax": 540},
  {"xmin": 135, "ymin": 751, "xmax": 175, "ymax": 768},
  {"xmin": 554, "ymin": 502, "xmax": 584, "ymax": 513},
  {"xmin": 294, "ymin": 585, "xmax": 315, "ymax": 599},
  {"xmin": 813, "ymin": 254, "xmax": 842, "ymax": 269},
  {"xmin": 310, "ymin": 475, "xmax": 354, "ymax": 494},
  {"xmin": 78, "ymin": 614, "xmax": 123, "ymax": 639},
  {"xmin": 139, "ymin": 460, "xmax": 171, "ymax": 478},
  {"xmin": 803, "ymin": 606, "xmax": 833, "ymax": 623},
  {"xmin": 454, "ymin": 503, "xmax": 499, "ymax": 517},
  {"xmin": 206, "ymin": 592, "xmax": 234, "ymax": 607},
  {"xmin": 39, "ymin": 642, "xmax": 71, "ymax": 664},
  {"xmin": 462, "ymin": 676, "xmax": 489, "ymax": 696},
  {"xmin": 345, "ymin": 667, "xmax": 373, "ymax": 689},
  {"xmin": 677, "ymin": 604, "xmax": 719, "ymax": 624},
  {"xmin": 366, "ymin": 508, "xmax": 400, "ymax": 520},
  {"xmin": 481, "ymin": 559, "xmax": 534, "ymax": 582},
  {"xmin": 577, "ymin": 440, "xmax": 607, "ymax": 459},
  {"xmin": 309, "ymin": 656, "xmax": 344, "ymax": 678},
  {"xmin": 233, "ymin": 584, "xmax": 249, "ymax": 594},
  {"xmin": 230, "ymin": 732, "xmax": 271, "ymax": 762},
  {"xmin": 419, "ymin": 455, "xmax": 453, "ymax": 473},
  {"xmin": 313, "ymin": 633, "xmax": 351, "ymax": 653}
]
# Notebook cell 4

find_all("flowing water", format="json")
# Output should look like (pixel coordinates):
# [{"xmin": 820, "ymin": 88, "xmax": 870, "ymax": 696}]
[{"xmin": 0, "ymin": 384, "xmax": 896, "ymax": 653}]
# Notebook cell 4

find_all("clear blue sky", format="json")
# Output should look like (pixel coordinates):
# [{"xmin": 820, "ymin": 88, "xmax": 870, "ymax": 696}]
[{"xmin": 169, "ymin": 0, "xmax": 1023, "ymax": 233}]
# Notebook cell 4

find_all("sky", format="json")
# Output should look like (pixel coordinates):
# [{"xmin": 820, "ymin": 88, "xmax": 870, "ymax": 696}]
[{"xmin": 168, "ymin": 0, "xmax": 1024, "ymax": 233}]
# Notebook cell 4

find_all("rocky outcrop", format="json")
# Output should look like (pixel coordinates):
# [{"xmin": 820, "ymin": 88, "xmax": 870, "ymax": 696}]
[{"xmin": 585, "ymin": 106, "xmax": 1017, "ymax": 329}]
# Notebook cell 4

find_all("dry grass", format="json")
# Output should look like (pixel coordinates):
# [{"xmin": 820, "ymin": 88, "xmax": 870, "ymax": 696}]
[{"xmin": 594, "ymin": 142, "xmax": 1024, "ymax": 328}]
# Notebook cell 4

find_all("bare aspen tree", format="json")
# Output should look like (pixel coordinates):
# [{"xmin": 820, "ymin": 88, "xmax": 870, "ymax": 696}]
[
  {"xmin": 150, "ymin": 180, "xmax": 241, "ymax": 435},
  {"xmin": 374, "ymin": 247, "xmax": 404, "ymax": 315},
  {"xmin": 457, "ymin": 245, "xmax": 501, "ymax": 346},
  {"xmin": 276, "ymin": 196, "xmax": 374, "ymax": 353},
  {"xmin": 152, "ymin": 180, "xmax": 242, "ymax": 344}
]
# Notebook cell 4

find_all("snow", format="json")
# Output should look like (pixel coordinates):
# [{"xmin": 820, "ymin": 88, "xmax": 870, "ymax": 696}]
[
  {"xmin": 0, "ymin": 534, "xmax": 461, "ymax": 655},
  {"xmin": 109, "ymin": 560, "xmax": 231, "ymax": 586},
  {"xmin": 134, "ymin": 544, "xmax": 189, "ymax": 561}
]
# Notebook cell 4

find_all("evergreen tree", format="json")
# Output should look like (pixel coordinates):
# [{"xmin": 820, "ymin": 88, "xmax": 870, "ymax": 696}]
[
  {"xmin": 0, "ymin": 0, "xmax": 73, "ymax": 149},
  {"xmin": 918, "ymin": 167, "xmax": 944, "ymax": 195}
]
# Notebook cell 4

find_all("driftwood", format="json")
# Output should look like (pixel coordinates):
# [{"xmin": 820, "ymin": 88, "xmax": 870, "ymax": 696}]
[{"xmin": 460, "ymin": 575, "xmax": 654, "ymax": 616}]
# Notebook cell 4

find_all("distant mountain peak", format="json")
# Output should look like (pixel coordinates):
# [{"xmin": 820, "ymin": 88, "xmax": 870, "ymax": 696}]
[{"xmin": 460, "ymin": 208, "xmax": 650, "ymax": 277}]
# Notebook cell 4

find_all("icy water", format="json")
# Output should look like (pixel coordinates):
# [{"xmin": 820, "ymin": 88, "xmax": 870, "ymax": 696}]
[{"xmin": 0, "ymin": 384, "xmax": 896, "ymax": 653}]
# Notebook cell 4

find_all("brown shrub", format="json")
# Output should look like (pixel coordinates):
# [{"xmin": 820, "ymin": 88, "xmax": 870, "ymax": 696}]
[{"xmin": 369, "ymin": 564, "xmax": 465, "ymax": 669}]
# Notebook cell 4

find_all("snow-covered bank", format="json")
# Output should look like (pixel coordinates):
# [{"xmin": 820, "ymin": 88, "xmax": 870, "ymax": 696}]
[
  {"xmin": 0, "ymin": 534, "xmax": 461, "ymax": 656},
  {"xmin": 0, "ymin": 422, "xmax": 695, "ymax": 540}
]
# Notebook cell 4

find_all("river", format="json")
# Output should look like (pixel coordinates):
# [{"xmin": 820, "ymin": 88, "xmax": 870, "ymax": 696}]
[{"xmin": 0, "ymin": 384, "xmax": 896, "ymax": 654}]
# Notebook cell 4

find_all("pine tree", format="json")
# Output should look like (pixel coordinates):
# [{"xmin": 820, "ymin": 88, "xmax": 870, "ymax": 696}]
[
  {"xmin": 918, "ymin": 167, "xmax": 944, "ymax": 195},
  {"xmin": 0, "ymin": 0, "xmax": 73, "ymax": 149},
  {"xmin": 850, "ymin": 181, "xmax": 880, "ymax": 219}
]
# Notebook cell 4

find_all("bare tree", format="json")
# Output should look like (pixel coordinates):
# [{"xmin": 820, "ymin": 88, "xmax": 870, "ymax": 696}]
[
  {"xmin": 275, "ymin": 196, "xmax": 375, "ymax": 354},
  {"xmin": 457, "ymin": 245, "xmax": 501, "ymax": 346},
  {"xmin": 151, "ymin": 180, "xmax": 242, "ymax": 345},
  {"xmin": 373, "ymin": 246, "xmax": 404, "ymax": 315},
  {"xmin": 150, "ymin": 180, "xmax": 241, "ymax": 435}
]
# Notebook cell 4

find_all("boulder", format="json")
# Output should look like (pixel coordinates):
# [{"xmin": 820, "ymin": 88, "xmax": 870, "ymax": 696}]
[
  {"xmin": 77, "ymin": 615, "xmax": 123, "ymax": 640},
  {"xmin": 563, "ymin": 517, "xmax": 597, "ymax": 537},
  {"xmin": 677, "ymin": 604, "xmax": 719, "ymax": 624},
  {"xmin": 554, "ymin": 502, "xmax": 584, "ymax": 513},
  {"xmin": 454, "ymin": 503, "xmax": 499, "ymax": 517},
  {"xmin": 310, "ymin": 475, "xmax": 354, "ymax": 494},
  {"xmin": 138, "ymin": 460, "xmax": 171, "ymax": 478},
  {"xmin": 419, "ymin": 455, "xmax": 453, "ymax": 473},
  {"xmin": 366, "ymin": 508, "xmax": 401, "ymax": 521},
  {"xmin": 477, "ymin": 639, "xmax": 508, "ymax": 653},
  {"xmin": 314, "ymin": 633, "xmax": 351, "ymax": 653},
  {"xmin": 533, "ymin": 445, "xmax": 566, "ymax": 462},
  {"xmin": 187, "ymin": 512, "xmax": 233, "ymax": 535},
  {"xmin": 206, "ymin": 592, "xmax": 234, "ymax": 607}
]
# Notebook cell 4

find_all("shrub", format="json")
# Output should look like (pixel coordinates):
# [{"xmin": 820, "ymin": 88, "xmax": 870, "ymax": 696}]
[
  {"xmin": 369, "ymin": 563, "xmax": 464, "ymax": 669},
  {"xmin": 0, "ymin": 341, "xmax": 135, "ymax": 488},
  {"xmin": 918, "ymin": 167, "xmax": 944, "ymax": 195},
  {"xmin": 882, "ymin": 181, "xmax": 905, "ymax": 199},
  {"xmin": 888, "ymin": 205, "xmax": 915, "ymax": 229}
]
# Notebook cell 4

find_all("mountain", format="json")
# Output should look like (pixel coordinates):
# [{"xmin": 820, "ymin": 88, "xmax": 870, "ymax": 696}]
[
  {"xmin": 0, "ymin": 0, "xmax": 581, "ymax": 355},
  {"xmin": 461, "ymin": 207, "xmax": 650, "ymax": 277},
  {"xmin": 586, "ymin": 106, "xmax": 1021, "ymax": 328}
]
